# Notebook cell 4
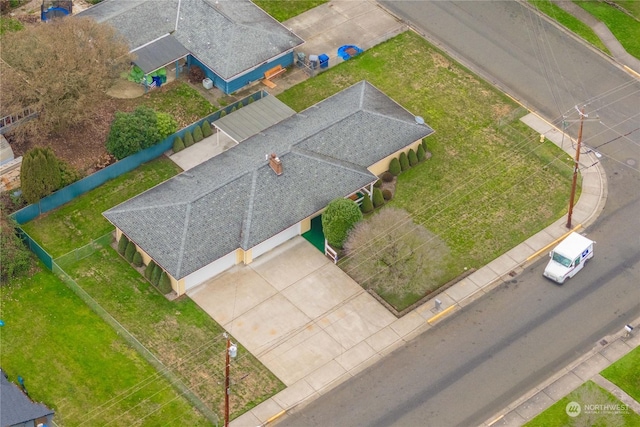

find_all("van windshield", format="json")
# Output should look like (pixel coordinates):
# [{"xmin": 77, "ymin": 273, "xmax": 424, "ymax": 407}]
[{"xmin": 552, "ymin": 252, "xmax": 572, "ymax": 267}]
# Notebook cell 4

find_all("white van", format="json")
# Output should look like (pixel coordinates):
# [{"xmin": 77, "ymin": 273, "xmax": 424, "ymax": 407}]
[{"xmin": 543, "ymin": 232, "xmax": 594, "ymax": 284}]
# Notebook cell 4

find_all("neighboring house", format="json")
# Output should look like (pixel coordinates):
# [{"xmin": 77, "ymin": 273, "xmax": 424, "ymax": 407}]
[
  {"xmin": 0, "ymin": 369, "xmax": 55, "ymax": 427},
  {"xmin": 104, "ymin": 81, "xmax": 434, "ymax": 295},
  {"xmin": 77, "ymin": 0, "xmax": 304, "ymax": 94}
]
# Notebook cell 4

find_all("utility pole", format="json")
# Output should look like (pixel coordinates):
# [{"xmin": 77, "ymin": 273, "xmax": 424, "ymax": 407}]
[
  {"xmin": 224, "ymin": 333, "xmax": 237, "ymax": 427},
  {"xmin": 566, "ymin": 106, "xmax": 586, "ymax": 229}
]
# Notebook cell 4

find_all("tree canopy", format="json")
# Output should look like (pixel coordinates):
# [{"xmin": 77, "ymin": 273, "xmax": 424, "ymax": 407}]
[
  {"xmin": 0, "ymin": 17, "xmax": 131, "ymax": 141},
  {"xmin": 322, "ymin": 198, "xmax": 363, "ymax": 249}
]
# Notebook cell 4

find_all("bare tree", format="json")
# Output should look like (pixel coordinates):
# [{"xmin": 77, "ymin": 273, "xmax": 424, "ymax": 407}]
[
  {"xmin": 342, "ymin": 207, "xmax": 451, "ymax": 298},
  {"xmin": 1, "ymin": 17, "xmax": 131, "ymax": 142}
]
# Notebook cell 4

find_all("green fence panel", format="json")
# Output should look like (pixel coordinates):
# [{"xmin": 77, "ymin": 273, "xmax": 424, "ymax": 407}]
[{"xmin": 16, "ymin": 228, "xmax": 52, "ymax": 270}]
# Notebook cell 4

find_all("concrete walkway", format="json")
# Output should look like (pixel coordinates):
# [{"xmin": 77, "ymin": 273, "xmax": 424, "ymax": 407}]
[{"xmin": 551, "ymin": 1, "xmax": 640, "ymax": 76}]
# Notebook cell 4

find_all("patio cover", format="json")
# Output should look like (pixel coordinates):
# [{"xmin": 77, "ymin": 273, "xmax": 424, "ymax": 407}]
[
  {"xmin": 214, "ymin": 95, "xmax": 296, "ymax": 143},
  {"xmin": 132, "ymin": 35, "xmax": 189, "ymax": 74}
]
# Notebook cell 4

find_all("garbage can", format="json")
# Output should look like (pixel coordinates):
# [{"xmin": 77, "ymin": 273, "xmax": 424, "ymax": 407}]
[
  {"xmin": 318, "ymin": 54, "xmax": 329, "ymax": 69},
  {"xmin": 309, "ymin": 54, "xmax": 319, "ymax": 69}
]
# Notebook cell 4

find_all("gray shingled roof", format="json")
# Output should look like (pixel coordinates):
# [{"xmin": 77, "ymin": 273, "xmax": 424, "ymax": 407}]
[
  {"xmin": 1, "ymin": 370, "xmax": 54, "ymax": 426},
  {"xmin": 77, "ymin": 0, "xmax": 304, "ymax": 80},
  {"xmin": 132, "ymin": 35, "xmax": 190, "ymax": 74},
  {"xmin": 214, "ymin": 95, "xmax": 296, "ymax": 143},
  {"xmin": 104, "ymin": 81, "xmax": 434, "ymax": 279}
]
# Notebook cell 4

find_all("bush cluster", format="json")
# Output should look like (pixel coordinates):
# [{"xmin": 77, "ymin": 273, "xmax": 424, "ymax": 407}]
[
  {"xmin": 20, "ymin": 147, "xmax": 80, "ymax": 204},
  {"xmin": 188, "ymin": 65, "xmax": 205, "ymax": 84},
  {"xmin": 106, "ymin": 106, "xmax": 178, "ymax": 160}
]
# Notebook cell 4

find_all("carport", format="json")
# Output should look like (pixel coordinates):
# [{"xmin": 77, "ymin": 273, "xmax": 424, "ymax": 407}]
[{"xmin": 213, "ymin": 95, "xmax": 296, "ymax": 145}]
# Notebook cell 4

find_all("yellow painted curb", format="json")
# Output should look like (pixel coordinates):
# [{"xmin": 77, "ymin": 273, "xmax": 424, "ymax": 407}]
[
  {"xmin": 487, "ymin": 414, "xmax": 505, "ymax": 426},
  {"xmin": 427, "ymin": 305, "xmax": 457, "ymax": 325},
  {"xmin": 525, "ymin": 224, "xmax": 582, "ymax": 263},
  {"xmin": 264, "ymin": 410, "xmax": 286, "ymax": 425},
  {"xmin": 623, "ymin": 65, "xmax": 640, "ymax": 80}
]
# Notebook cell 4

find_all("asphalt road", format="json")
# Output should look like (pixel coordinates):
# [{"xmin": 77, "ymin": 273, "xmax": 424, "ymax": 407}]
[{"xmin": 278, "ymin": 1, "xmax": 639, "ymax": 426}]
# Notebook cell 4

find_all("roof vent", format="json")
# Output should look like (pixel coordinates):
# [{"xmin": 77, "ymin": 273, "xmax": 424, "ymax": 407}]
[{"xmin": 269, "ymin": 153, "xmax": 282, "ymax": 176}]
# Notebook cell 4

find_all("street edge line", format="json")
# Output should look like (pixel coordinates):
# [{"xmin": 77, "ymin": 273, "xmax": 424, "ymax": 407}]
[
  {"xmin": 525, "ymin": 224, "xmax": 582, "ymax": 262},
  {"xmin": 623, "ymin": 65, "xmax": 640, "ymax": 80}
]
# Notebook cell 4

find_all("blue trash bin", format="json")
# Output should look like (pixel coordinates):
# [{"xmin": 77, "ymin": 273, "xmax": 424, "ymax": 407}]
[{"xmin": 319, "ymin": 54, "xmax": 329, "ymax": 69}]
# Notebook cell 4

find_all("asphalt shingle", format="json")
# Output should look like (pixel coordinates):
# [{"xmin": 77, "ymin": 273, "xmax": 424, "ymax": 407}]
[{"xmin": 104, "ymin": 81, "xmax": 434, "ymax": 279}]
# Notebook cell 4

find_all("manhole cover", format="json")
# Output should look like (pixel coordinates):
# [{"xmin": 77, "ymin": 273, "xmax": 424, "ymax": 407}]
[
  {"xmin": 626, "ymin": 158, "xmax": 637, "ymax": 166},
  {"xmin": 600, "ymin": 339, "xmax": 608, "ymax": 346}
]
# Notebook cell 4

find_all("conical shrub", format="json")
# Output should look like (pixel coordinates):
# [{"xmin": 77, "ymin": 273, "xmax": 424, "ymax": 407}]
[
  {"xmin": 193, "ymin": 125, "xmax": 204, "ymax": 143},
  {"xmin": 408, "ymin": 149, "xmax": 418, "ymax": 166},
  {"xmin": 202, "ymin": 121, "xmax": 213, "ymax": 137},
  {"xmin": 184, "ymin": 131, "xmax": 195, "ymax": 147},
  {"xmin": 117, "ymin": 235, "xmax": 130, "ymax": 255},
  {"xmin": 361, "ymin": 193, "xmax": 373, "ymax": 213}
]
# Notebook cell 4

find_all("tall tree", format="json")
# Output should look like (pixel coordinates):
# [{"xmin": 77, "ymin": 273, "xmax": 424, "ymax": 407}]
[
  {"xmin": 20, "ymin": 146, "xmax": 62, "ymax": 203},
  {"xmin": 0, "ymin": 17, "xmax": 131, "ymax": 141}
]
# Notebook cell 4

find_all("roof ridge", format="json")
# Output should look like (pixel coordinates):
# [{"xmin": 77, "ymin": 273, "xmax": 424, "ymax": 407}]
[
  {"xmin": 291, "ymin": 146, "xmax": 374, "ymax": 178},
  {"xmin": 239, "ymin": 170, "xmax": 259, "ymax": 250},
  {"xmin": 174, "ymin": 203, "xmax": 192, "ymax": 278}
]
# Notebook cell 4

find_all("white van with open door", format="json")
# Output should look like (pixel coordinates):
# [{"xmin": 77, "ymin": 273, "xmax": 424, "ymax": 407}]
[{"xmin": 543, "ymin": 232, "xmax": 594, "ymax": 284}]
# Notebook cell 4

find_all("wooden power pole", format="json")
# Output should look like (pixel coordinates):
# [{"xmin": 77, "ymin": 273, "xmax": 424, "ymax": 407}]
[{"xmin": 566, "ymin": 106, "xmax": 586, "ymax": 229}]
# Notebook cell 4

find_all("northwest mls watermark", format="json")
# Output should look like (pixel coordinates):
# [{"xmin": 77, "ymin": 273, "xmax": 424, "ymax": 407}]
[{"xmin": 566, "ymin": 401, "xmax": 630, "ymax": 417}]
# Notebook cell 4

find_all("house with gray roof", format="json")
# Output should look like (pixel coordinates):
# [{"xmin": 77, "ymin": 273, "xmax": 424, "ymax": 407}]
[
  {"xmin": 0, "ymin": 369, "xmax": 55, "ymax": 427},
  {"xmin": 77, "ymin": 0, "xmax": 304, "ymax": 94},
  {"xmin": 104, "ymin": 81, "xmax": 434, "ymax": 295}
]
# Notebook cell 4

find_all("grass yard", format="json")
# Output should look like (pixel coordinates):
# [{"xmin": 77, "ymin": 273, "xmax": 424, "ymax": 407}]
[
  {"xmin": 20, "ymin": 157, "xmax": 182, "ymax": 258},
  {"xmin": 611, "ymin": 0, "xmax": 640, "ymax": 19},
  {"xmin": 62, "ymin": 248, "xmax": 284, "ymax": 420},
  {"xmin": 528, "ymin": 0, "xmax": 610, "ymax": 54},
  {"xmin": 601, "ymin": 345, "xmax": 640, "ymax": 402},
  {"xmin": 524, "ymin": 380, "xmax": 640, "ymax": 426},
  {"xmin": 253, "ymin": 0, "xmax": 327, "ymax": 22},
  {"xmin": 137, "ymin": 82, "xmax": 217, "ymax": 129},
  {"xmin": 1, "ymin": 268, "xmax": 210, "ymax": 426},
  {"xmin": 280, "ymin": 31, "xmax": 576, "ymax": 311},
  {"xmin": 577, "ymin": 0, "xmax": 640, "ymax": 59}
]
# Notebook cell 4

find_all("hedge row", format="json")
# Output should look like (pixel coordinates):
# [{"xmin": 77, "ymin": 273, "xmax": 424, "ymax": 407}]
[
  {"xmin": 117, "ymin": 236, "xmax": 172, "ymax": 295},
  {"xmin": 173, "ymin": 121, "xmax": 215, "ymax": 153}
]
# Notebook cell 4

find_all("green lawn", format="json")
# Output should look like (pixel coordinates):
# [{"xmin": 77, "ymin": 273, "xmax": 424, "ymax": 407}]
[
  {"xmin": 611, "ymin": 0, "xmax": 640, "ymax": 19},
  {"xmin": 1, "ymin": 268, "xmax": 211, "ymax": 426},
  {"xmin": 20, "ymin": 157, "xmax": 182, "ymax": 258},
  {"xmin": 253, "ymin": 0, "xmax": 327, "ymax": 22},
  {"xmin": 63, "ymin": 248, "xmax": 284, "ymax": 420},
  {"xmin": 528, "ymin": 0, "xmax": 610, "ymax": 54},
  {"xmin": 138, "ymin": 82, "xmax": 217, "ymax": 128},
  {"xmin": 601, "ymin": 345, "xmax": 640, "ymax": 402},
  {"xmin": 0, "ymin": 16, "xmax": 24, "ymax": 34},
  {"xmin": 577, "ymin": 0, "xmax": 640, "ymax": 59},
  {"xmin": 279, "ymin": 31, "xmax": 576, "ymax": 310},
  {"xmin": 525, "ymin": 380, "xmax": 640, "ymax": 426}
]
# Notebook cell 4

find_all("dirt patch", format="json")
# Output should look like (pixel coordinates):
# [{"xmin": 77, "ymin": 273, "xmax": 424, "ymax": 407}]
[{"xmin": 106, "ymin": 79, "xmax": 146, "ymax": 99}]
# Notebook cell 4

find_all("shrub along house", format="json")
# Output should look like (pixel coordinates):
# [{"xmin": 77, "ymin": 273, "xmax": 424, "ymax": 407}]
[
  {"xmin": 103, "ymin": 81, "xmax": 434, "ymax": 295},
  {"xmin": 77, "ymin": 0, "xmax": 304, "ymax": 94}
]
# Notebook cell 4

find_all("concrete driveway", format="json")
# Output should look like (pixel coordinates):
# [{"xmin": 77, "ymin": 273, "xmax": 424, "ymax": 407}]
[{"xmin": 187, "ymin": 237, "xmax": 422, "ymax": 387}]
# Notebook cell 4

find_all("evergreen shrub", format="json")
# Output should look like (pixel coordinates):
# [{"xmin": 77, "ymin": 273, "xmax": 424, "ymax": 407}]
[
  {"xmin": 124, "ymin": 241, "xmax": 136, "ymax": 262},
  {"xmin": 408, "ymin": 149, "xmax": 418, "ymax": 166},
  {"xmin": 389, "ymin": 158, "xmax": 401, "ymax": 176},
  {"xmin": 373, "ymin": 188, "xmax": 384, "ymax": 208},
  {"xmin": 117, "ymin": 235, "xmax": 129, "ymax": 255},
  {"xmin": 132, "ymin": 251, "xmax": 143, "ymax": 267},
  {"xmin": 361, "ymin": 193, "xmax": 373, "ymax": 213},
  {"xmin": 202, "ymin": 121, "xmax": 213, "ymax": 137},
  {"xmin": 399, "ymin": 152, "xmax": 410, "ymax": 172},
  {"xmin": 193, "ymin": 125, "xmax": 204, "ymax": 142}
]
